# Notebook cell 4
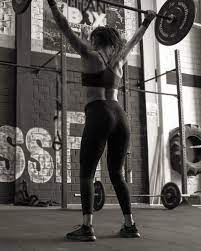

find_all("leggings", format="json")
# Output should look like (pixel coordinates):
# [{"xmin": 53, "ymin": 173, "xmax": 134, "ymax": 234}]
[{"xmin": 80, "ymin": 100, "xmax": 131, "ymax": 215}]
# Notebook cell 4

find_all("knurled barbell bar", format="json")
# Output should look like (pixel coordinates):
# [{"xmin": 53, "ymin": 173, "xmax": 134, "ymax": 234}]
[
  {"xmin": 74, "ymin": 181, "xmax": 201, "ymax": 211},
  {"xmin": 12, "ymin": 0, "xmax": 198, "ymax": 46},
  {"xmin": 96, "ymin": 0, "xmax": 172, "ymax": 20}
]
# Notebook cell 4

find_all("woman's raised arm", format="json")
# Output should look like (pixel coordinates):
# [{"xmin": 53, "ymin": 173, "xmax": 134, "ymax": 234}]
[
  {"xmin": 47, "ymin": 0, "xmax": 92, "ymax": 56},
  {"xmin": 120, "ymin": 10, "xmax": 156, "ymax": 63}
]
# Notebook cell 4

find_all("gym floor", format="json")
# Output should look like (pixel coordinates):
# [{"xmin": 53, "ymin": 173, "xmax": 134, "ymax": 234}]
[{"xmin": 0, "ymin": 204, "xmax": 201, "ymax": 251}]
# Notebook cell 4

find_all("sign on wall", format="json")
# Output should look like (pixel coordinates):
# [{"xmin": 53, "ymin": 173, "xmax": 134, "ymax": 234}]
[{"xmin": 43, "ymin": 0, "xmax": 125, "ymax": 53}]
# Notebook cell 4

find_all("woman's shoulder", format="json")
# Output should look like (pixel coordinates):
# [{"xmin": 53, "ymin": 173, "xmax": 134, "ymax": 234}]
[
  {"xmin": 81, "ymin": 51, "xmax": 107, "ymax": 73},
  {"xmin": 109, "ymin": 60, "xmax": 124, "ymax": 79}
]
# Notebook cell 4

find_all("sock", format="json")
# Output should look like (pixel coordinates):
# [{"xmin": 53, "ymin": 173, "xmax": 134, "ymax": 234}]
[
  {"xmin": 124, "ymin": 214, "xmax": 135, "ymax": 227},
  {"xmin": 83, "ymin": 214, "xmax": 93, "ymax": 226}
]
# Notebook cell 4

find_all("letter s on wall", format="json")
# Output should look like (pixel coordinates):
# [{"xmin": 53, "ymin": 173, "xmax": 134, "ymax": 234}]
[
  {"xmin": 0, "ymin": 126, "xmax": 25, "ymax": 182},
  {"xmin": 26, "ymin": 128, "xmax": 54, "ymax": 183}
]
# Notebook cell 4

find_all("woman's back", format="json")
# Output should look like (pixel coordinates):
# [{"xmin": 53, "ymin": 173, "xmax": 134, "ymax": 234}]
[{"xmin": 81, "ymin": 50, "xmax": 123, "ymax": 104}]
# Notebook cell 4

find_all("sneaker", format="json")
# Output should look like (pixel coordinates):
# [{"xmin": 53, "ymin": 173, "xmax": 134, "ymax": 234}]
[
  {"xmin": 65, "ymin": 224, "xmax": 96, "ymax": 242},
  {"xmin": 120, "ymin": 223, "xmax": 140, "ymax": 238}
]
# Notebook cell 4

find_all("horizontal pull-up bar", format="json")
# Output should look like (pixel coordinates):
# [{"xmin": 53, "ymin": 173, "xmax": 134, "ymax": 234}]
[{"xmin": 0, "ymin": 61, "xmax": 61, "ymax": 73}]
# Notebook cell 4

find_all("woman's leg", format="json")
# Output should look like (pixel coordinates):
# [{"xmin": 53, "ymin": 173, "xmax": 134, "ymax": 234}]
[
  {"xmin": 79, "ymin": 102, "xmax": 115, "ymax": 223},
  {"xmin": 107, "ymin": 121, "xmax": 133, "ymax": 219},
  {"xmin": 66, "ymin": 102, "xmax": 115, "ymax": 241},
  {"xmin": 80, "ymin": 125, "xmax": 107, "ymax": 220},
  {"xmin": 106, "ymin": 108, "xmax": 140, "ymax": 237}
]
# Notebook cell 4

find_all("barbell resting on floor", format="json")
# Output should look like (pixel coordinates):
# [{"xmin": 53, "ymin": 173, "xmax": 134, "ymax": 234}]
[{"xmin": 74, "ymin": 181, "xmax": 201, "ymax": 211}]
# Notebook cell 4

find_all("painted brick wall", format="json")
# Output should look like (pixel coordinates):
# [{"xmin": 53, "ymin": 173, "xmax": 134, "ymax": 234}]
[
  {"xmin": 0, "ymin": 0, "xmax": 15, "ymax": 48},
  {"xmin": 124, "ymin": 0, "xmax": 140, "ymax": 67},
  {"xmin": 127, "ymin": 67, "xmax": 149, "ymax": 202}
]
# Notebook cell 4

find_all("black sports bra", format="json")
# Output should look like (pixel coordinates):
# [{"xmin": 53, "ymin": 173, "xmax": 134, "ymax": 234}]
[{"xmin": 82, "ymin": 52, "xmax": 121, "ymax": 89}]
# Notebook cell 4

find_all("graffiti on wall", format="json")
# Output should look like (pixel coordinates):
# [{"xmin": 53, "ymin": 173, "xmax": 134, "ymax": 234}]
[
  {"xmin": 0, "ymin": 126, "xmax": 54, "ymax": 183},
  {"xmin": 43, "ymin": 0, "xmax": 125, "ymax": 52},
  {"xmin": 26, "ymin": 128, "xmax": 54, "ymax": 183},
  {"xmin": 55, "ymin": 111, "xmax": 101, "ymax": 183},
  {"xmin": 0, "ymin": 111, "xmax": 101, "ymax": 184},
  {"xmin": 0, "ymin": 126, "xmax": 25, "ymax": 182},
  {"xmin": 0, "ymin": 0, "xmax": 15, "ymax": 35}
]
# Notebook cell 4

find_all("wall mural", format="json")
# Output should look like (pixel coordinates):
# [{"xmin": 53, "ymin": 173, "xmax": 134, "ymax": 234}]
[
  {"xmin": 26, "ymin": 128, "xmax": 54, "ymax": 183},
  {"xmin": 0, "ymin": 126, "xmax": 25, "ymax": 182},
  {"xmin": 0, "ymin": 111, "xmax": 101, "ymax": 184},
  {"xmin": 43, "ymin": 0, "xmax": 125, "ymax": 52}
]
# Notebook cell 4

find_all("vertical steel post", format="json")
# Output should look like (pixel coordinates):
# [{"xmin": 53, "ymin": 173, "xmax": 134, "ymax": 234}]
[
  {"xmin": 61, "ymin": 34, "xmax": 68, "ymax": 209},
  {"xmin": 137, "ymin": 0, "xmax": 150, "ymax": 200},
  {"xmin": 123, "ymin": 63, "xmax": 130, "ymax": 183},
  {"xmin": 175, "ymin": 50, "xmax": 187, "ymax": 195}
]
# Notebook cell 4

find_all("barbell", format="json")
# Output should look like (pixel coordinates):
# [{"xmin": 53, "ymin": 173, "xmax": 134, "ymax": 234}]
[
  {"xmin": 12, "ymin": 0, "xmax": 197, "ymax": 46},
  {"xmin": 74, "ymin": 181, "xmax": 201, "ymax": 211}
]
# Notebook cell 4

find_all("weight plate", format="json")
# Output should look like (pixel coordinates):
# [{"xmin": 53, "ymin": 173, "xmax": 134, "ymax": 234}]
[
  {"xmin": 161, "ymin": 182, "xmax": 181, "ymax": 209},
  {"xmin": 155, "ymin": 0, "xmax": 196, "ymax": 46},
  {"xmin": 93, "ymin": 181, "xmax": 105, "ymax": 211},
  {"xmin": 12, "ymin": 0, "xmax": 32, "ymax": 14}
]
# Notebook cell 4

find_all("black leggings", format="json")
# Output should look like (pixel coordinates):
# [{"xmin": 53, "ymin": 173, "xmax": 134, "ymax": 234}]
[{"xmin": 80, "ymin": 100, "xmax": 131, "ymax": 215}]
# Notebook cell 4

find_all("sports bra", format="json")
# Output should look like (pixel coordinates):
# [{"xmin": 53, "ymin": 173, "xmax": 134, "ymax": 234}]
[{"xmin": 82, "ymin": 52, "xmax": 121, "ymax": 89}]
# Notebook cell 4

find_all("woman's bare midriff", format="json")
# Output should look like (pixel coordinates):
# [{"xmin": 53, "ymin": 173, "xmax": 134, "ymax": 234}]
[
  {"xmin": 84, "ymin": 86, "xmax": 118, "ymax": 105},
  {"xmin": 105, "ymin": 88, "xmax": 118, "ymax": 101}
]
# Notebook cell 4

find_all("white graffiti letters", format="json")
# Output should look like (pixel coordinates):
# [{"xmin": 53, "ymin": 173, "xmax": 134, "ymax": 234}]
[
  {"xmin": 26, "ymin": 128, "xmax": 54, "ymax": 183},
  {"xmin": 0, "ymin": 126, "xmax": 25, "ymax": 182},
  {"xmin": 63, "ymin": 4, "xmax": 106, "ymax": 27},
  {"xmin": 0, "ymin": 112, "xmax": 102, "ymax": 184},
  {"xmin": 0, "ymin": 126, "xmax": 53, "ymax": 183}
]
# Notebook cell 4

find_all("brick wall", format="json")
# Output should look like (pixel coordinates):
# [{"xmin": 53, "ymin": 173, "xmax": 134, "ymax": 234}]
[{"xmin": 0, "ymin": 48, "xmax": 16, "ymax": 202}]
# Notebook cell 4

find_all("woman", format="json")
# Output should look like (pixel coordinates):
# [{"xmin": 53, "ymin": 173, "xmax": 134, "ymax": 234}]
[{"xmin": 48, "ymin": 0, "xmax": 156, "ymax": 241}]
